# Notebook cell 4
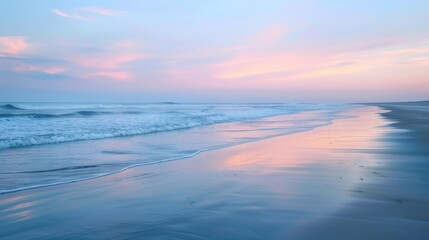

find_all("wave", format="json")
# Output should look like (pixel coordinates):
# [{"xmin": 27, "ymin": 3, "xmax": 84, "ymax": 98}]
[
  {"xmin": 0, "ymin": 119, "xmax": 228, "ymax": 149},
  {"xmin": 159, "ymin": 101, "xmax": 178, "ymax": 104},
  {"xmin": 0, "ymin": 102, "xmax": 290, "ymax": 111},
  {"xmin": 0, "ymin": 164, "xmax": 100, "ymax": 174},
  {"xmin": 0, "ymin": 110, "xmax": 141, "ymax": 119},
  {"xmin": 0, "ymin": 103, "xmax": 175, "ymax": 110},
  {"xmin": 0, "ymin": 103, "xmax": 349, "ymax": 150},
  {"xmin": 0, "ymin": 104, "xmax": 24, "ymax": 110}
]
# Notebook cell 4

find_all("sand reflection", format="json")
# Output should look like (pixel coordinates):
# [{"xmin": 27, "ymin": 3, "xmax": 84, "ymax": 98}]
[
  {"xmin": 0, "ymin": 194, "xmax": 35, "ymax": 222},
  {"xmin": 222, "ymin": 107, "xmax": 389, "ymax": 172}
]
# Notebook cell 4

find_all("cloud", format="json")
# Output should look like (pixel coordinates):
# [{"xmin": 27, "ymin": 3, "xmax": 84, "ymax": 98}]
[
  {"xmin": 214, "ymin": 41, "xmax": 429, "ymax": 80},
  {"xmin": 14, "ymin": 64, "xmax": 66, "ymax": 74},
  {"xmin": 80, "ymin": 7, "xmax": 127, "ymax": 17},
  {"xmin": 72, "ymin": 53, "xmax": 142, "ymax": 70},
  {"xmin": 0, "ymin": 36, "xmax": 28, "ymax": 56},
  {"xmin": 53, "ymin": 7, "xmax": 127, "ymax": 20},
  {"xmin": 52, "ymin": 9, "xmax": 89, "ymax": 20},
  {"xmin": 69, "ymin": 46, "xmax": 143, "ymax": 82},
  {"xmin": 212, "ymin": 52, "xmax": 308, "ymax": 80},
  {"xmin": 89, "ymin": 71, "xmax": 133, "ymax": 81},
  {"xmin": 162, "ymin": 41, "xmax": 429, "ymax": 93}
]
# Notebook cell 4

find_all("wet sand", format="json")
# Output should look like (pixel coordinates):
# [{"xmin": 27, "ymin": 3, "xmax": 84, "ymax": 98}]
[
  {"xmin": 288, "ymin": 102, "xmax": 429, "ymax": 239},
  {"xmin": 0, "ymin": 105, "xmax": 428, "ymax": 239}
]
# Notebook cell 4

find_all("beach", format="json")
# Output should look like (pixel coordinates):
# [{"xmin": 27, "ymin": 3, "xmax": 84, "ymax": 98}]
[
  {"xmin": 287, "ymin": 102, "xmax": 429, "ymax": 239},
  {"xmin": 0, "ymin": 103, "xmax": 428, "ymax": 239},
  {"xmin": 3, "ymin": 1, "xmax": 429, "ymax": 239}
]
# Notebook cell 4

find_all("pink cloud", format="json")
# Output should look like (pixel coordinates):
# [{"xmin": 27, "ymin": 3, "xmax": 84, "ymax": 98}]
[
  {"xmin": 213, "ymin": 52, "xmax": 316, "ymax": 79},
  {"xmin": 14, "ymin": 64, "xmax": 66, "ymax": 74},
  {"xmin": 53, "ymin": 7, "xmax": 127, "ymax": 20},
  {"xmin": 72, "ymin": 53, "xmax": 142, "ymax": 70},
  {"xmin": 0, "ymin": 36, "xmax": 28, "ymax": 56},
  {"xmin": 80, "ymin": 7, "xmax": 127, "ymax": 16},
  {"xmin": 43, "ymin": 67, "xmax": 67, "ymax": 74},
  {"xmin": 160, "ymin": 40, "xmax": 429, "ymax": 94},
  {"xmin": 52, "ymin": 9, "xmax": 88, "ymax": 20},
  {"xmin": 211, "ymin": 43, "xmax": 429, "ymax": 81},
  {"xmin": 70, "ymin": 50, "xmax": 142, "ymax": 82},
  {"xmin": 89, "ymin": 71, "xmax": 133, "ymax": 81}
]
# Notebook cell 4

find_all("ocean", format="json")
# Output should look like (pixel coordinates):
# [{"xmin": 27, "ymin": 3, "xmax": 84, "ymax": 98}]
[{"xmin": 0, "ymin": 103, "xmax": 350, "ymax": 194}]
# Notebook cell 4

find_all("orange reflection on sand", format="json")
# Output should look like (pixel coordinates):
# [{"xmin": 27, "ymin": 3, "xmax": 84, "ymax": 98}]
[{"xmin": 222, "ymin": 107, "xmax": 388, "ymax": 172}]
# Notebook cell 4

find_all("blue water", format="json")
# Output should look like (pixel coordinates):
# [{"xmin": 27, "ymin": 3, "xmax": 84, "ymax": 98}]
[{"xmin": 0, "ymin": 103, "xmax": 350, "ymax": 194}]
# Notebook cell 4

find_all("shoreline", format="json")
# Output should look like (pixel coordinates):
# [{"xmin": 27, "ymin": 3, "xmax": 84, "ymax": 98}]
[
  {"xmin": 1, "ymin": 104, "xmax": 428, "ymax": 239},
  {"xmin": 0, "ymin": 108, "xmax": 348, "ymax": 195}
]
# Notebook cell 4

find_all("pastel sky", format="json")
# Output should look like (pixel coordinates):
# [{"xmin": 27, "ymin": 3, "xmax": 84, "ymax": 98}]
[{"xmin": 0, "ymin": 0, "xmax": 428, "ymax": 103}]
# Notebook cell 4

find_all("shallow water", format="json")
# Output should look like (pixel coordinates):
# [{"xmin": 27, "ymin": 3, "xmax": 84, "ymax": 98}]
[{"xmin": 0, "ymin": 103, "xmax": 349, "ymax": 194}]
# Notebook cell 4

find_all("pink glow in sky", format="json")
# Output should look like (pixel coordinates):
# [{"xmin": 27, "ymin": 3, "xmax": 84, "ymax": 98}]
[{"xmin": 0, "ymin": 1, "xmax": 428, "ymax": 102}]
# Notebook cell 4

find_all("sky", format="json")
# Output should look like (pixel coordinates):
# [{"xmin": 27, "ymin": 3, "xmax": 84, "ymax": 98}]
[{"xmin": 0, "ymin": 0, "xmax": 428, "ymax": 103}]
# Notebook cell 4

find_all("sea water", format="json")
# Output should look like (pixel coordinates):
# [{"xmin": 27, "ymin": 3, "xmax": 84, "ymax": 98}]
[{"xmin": 0, "ymin": 103, "xmax": 350, "ymax": 194}]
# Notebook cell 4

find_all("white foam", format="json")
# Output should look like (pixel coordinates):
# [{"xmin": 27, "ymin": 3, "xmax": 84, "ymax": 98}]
[{"xmin": 0, "ymin": 103, "xmax": 348, "ymax": 149}]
